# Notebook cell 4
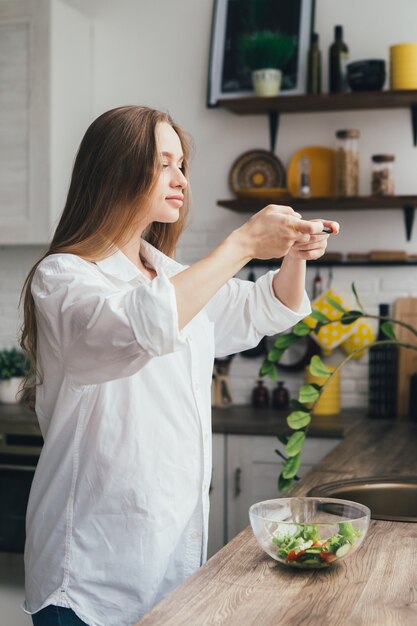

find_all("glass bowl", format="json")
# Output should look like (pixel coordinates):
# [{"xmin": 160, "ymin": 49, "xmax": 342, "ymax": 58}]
[{"xmin": 249, "ymin": 497, "xmax": 370, "ymax": 569}]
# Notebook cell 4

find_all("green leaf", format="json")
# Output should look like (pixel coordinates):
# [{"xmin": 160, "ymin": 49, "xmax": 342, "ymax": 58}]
[
  {"xmin": 282, "ymin": 453, "xmax": 301, "ymax": 479},
  {"xmin": 340, "ymin": 310, "xmax": 362, "ymax": 325},
  {"xmin": 309, "ymin": 355, "xmax": 332, "ymax": 378},
  {"xmin": 276, "ymin": 434, "xmax": 289, "ymax": 445},
  {"xmin": 351, "ymin": 282, "xmax": 364, "ymax": 311},
  {"xmin": 273, "ymin": 334, "xmax": 297, "ymax": 350},
  {"xmin": 326, "ymin": 296, "xmax": 346, "ymax": 313},
  {"xmin": 311, "ymin": 310, "xmax": 330, "ymax": 323},
  {"xmin": 278, "ymin": 473, "xmax": 294, "ymax": 492},
  {"xmin": 292, "ymin": 321, "xmax": 311, "ymax": 336},
  {"xmin": 267, "ymin": 349, "xmax": 284, "ymax": 362},
  {"xmin": 289, "ymin": 399, "xmax": 308, "ymax": 412},
  {"xmin": 381, "ymin": 321, "xmax": 396, "ymax": 340},
  {"xmin": 298, "ymin": 384, "xmax": 320, "ymax": 404},
  {"xmin": 285, "ymin": 431, "xmax": 306, "ymax": 457},
  {"xmin": 287, "ymin": 410, "xmax": 311, "ymax": 429},
  {"xmin": 259, "ymin": 361, "xmax": 277, "ymax": 379}
]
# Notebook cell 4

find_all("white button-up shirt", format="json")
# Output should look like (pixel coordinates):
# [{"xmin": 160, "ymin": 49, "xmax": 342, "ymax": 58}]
[{"xmin": 24, "ymin": 240, "xmax": 310, "ymax": 626}]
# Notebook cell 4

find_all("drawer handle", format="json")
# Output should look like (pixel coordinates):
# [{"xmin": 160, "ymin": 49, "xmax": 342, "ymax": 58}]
[{"xmin": 234, "ymin": 467, "xmax": 242, "ymax": 498}]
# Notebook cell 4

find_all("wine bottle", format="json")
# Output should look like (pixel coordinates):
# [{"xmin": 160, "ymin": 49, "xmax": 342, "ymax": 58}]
[
  {"xmin": 329, "ymin": 25, "xmax": 349, "ymax": 93},
  {"xmin": 307, "ymin": 32, "xmax": 322, "ymax": 94},
  {"xmin": 368, "ymin": 304, "xmax": 398, "ymax": 418}
]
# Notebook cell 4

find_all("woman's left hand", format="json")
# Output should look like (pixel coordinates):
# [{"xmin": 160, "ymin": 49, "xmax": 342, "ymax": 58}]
[{"xmin": 288, "ymin": 219, "xmax": 340, "ymax": 261}]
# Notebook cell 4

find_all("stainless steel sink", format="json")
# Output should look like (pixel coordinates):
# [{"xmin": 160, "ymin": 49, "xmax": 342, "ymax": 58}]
[{"xmin": 308, "ymin": 477, "xmax": 417, "ymax": 522}]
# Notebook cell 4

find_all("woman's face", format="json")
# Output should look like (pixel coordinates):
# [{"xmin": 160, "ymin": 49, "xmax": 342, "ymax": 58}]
[{"xmin": 146, "ymin": 121, "xmax": 188, "ymax": 224}]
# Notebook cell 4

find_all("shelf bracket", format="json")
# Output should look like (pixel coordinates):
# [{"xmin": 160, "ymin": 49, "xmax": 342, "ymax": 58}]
[
  {"xmin": 403, "ymin": 204, "xmax": 415, "ymax": 240},
  {"xmin": 411, "ymin": 105, "xmax": 417, "ymax": 146},
  {"xmin": 268, "ymin": 111, "xmax": 280, "ymax": 153}
]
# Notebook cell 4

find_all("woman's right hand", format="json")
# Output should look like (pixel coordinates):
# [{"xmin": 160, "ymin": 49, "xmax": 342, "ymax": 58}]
[{"xmin": 235, "ymin": 204, "xmax": 325, "ymax": 260}]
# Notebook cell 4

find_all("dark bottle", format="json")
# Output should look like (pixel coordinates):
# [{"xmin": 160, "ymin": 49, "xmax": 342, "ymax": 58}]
[
  {"xmin": 251, "ymin": 380, "xmax": 270, "ymax": 409},
  {"xmin": 368, "ymin": 304, "xmax": 398, "ymax": 419},
  {"xmin": 307, "ymin": 32, "xmax": 322, "ymax": 94},
  {"xmin": 272, "ymin": 381, "xmax": 290, "ymax": 410},
  {"xmin": 329, "ymin": 25, "xmax": 349, "ymax": 93},
  {"xmin": 313, "ymin": 268, "xmax": 323, "ymax": 299}
]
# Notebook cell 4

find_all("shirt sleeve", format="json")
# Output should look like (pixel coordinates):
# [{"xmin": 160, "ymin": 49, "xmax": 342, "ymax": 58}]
[
  {"xmin": 204, "ymin": 269, "xmax": 311, "ymax": 358},
  {"xmin": 32, "ymin": 256, "xmax": 187, "ymax": 384}
]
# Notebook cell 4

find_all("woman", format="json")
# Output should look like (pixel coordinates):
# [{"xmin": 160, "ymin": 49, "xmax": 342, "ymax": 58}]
[{"xmin": 20, "ymin": 105, "xmax": 339, "ymax": 626}]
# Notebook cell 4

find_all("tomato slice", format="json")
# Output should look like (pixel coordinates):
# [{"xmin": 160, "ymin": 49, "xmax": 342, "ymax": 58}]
[
  {"xmin": 287, "ymin": 549, "xmax": 305, "ymax": 561},
  {"xmin": 320, "ymin": 551, "xmax": 336, "ymax": 563}
]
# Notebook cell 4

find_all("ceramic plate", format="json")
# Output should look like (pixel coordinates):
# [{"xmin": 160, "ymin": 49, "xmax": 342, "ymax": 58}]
[
  {"xmin": 229, "ymin": 150, "xmax": 286, "ymax": 193},
  {"xmin": 287, "ymin": 146, "xmax": 336, "ymax": 197}
]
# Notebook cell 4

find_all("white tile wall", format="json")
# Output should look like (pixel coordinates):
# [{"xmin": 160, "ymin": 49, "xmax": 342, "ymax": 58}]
[{"xmin": 1, "ymin": 236, "xmax": 416, "ymax": 410}]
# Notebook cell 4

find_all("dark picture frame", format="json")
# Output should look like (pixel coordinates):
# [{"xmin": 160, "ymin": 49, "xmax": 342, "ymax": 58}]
[{"xmin": 207, "ymin": 0, "xmax": 315, "ymax": 107}]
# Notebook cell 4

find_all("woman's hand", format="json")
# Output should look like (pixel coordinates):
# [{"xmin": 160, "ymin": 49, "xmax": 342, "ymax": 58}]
[
  {"xmin": 288, "ymin": 218, "xmax": 340, "ymax": 261},
  {"xmin": 236, "ymin": 205, "xmax": 328, "ymax": 260}
]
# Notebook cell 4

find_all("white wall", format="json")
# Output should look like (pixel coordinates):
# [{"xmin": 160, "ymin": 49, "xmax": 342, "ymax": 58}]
[{"xmin": 2, "ymin": 0, "xmax": 417, "ymax": 408}]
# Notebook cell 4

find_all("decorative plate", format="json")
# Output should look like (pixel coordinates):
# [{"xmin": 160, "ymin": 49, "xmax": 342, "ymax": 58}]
[
  {"xmin": 287, "ymin": 146, "xmax": 336, "ymax": 197},
  {"xmin": 229, "ymin": 150, "xmax": 286, "ymax": 193}
]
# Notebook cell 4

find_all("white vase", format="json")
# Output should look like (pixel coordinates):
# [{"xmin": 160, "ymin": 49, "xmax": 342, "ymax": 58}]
[
  {"xmin": 252, "ymin": 68, "xmax": 282, "ymax": 97},
  {"xmin": 0, "ymin": 377, "xmax": 24, "ymax": 404}
]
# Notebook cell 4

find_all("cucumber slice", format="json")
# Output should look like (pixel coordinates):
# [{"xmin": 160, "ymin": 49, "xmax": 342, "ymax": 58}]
[
  {"xmin": 305, "ymin": 548, "xmax": 324, "ymax": 554},
  {"xmin": 335, "ymin": 542, "xmax": 351, "ymax": 558}
]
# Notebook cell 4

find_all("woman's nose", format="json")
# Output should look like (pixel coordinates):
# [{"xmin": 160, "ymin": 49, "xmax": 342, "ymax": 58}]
[{"xmin": 172, "ymin": 167, "xmax": 188, "ymax": 189}]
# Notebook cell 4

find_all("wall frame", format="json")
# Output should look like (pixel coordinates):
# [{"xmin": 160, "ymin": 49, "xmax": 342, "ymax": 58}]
[{"xmin": 207, "ymin": 0, "xmax": 315, "ymax": 107}]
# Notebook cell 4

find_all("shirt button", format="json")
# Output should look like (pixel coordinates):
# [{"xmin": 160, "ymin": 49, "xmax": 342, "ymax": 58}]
[
  {"xmin": 194, "ymin": 382, "xmax": 200, "ymax": 391},
  {"xmin": 191, "ymin": 531, "xmax": 200, "ymax": 539},
  {"xmin": 204, "ymin": 433, "xmax": 209, "ymax": 443},
  {"xmin": 202, "ymin": 484, "xmax": 208, "ymax": 493}
]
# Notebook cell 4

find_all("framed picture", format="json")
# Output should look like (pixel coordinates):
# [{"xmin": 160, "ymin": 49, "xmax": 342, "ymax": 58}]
[{"xmin": 207, "ymin": 0, "xmax": 316, "ymax": 106}]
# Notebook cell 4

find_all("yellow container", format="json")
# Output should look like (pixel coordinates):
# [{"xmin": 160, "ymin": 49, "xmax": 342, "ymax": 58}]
[{"xmin": 305, "ymin": 365, "xmax": 340, "ymax": 416}]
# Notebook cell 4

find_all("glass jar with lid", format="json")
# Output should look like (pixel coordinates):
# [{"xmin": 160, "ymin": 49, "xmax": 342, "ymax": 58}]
[
  {"xmin": 335, "ymin": 129, "xmax": 360, "ymax": 196},
  {"xmin": 371, "ymin": 154, "xmax": 395, "ymax": 195}
]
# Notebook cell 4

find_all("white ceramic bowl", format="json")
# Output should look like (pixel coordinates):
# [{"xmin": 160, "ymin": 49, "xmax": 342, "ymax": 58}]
[{"xmin": 249, "ymin": 497, "xmax": 370, "ymax": 569}]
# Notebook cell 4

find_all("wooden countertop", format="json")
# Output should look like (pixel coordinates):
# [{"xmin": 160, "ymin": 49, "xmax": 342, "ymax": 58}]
[{"xmin": 137, "ymin": 417, "xmax": 417, "ymax": 626}]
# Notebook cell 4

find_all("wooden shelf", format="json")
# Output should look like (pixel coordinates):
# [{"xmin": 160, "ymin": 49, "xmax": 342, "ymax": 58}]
[
  {"xmin": 217, "ymin": 195, "xmax": 417, "ymax": 239},
  {"xmin": 248, "ymin": 258, "xmax": 417, "ymax": 268},
  {"xmin": 218, "ymin": 90, "xmax": 417, "ymax": 115},
  {"xmin": 217, "ymin": 90, "xmax": 417, "ymax": 151}
]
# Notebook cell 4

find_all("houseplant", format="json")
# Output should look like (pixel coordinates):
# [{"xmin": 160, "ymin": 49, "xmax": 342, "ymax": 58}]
[
  {"xmin": 0, "ymin": 347, "xmax": 31, "ymax": 404},
  {"xmin": 238, "ymin": 30, "xmax": 295, "ymax": 96},
  {"xmin": 259, "ymin": 284, "xmax": 417, "ymax": 492}
]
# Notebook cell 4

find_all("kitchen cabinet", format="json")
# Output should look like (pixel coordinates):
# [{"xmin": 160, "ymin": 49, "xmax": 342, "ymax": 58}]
[
  {"xmin": 207, "ymin": 432, "xmax": 339, "ymax": 558},
  {"xmin": 217, "ymin": 92, "xmax": 417, "ymax": 240},
  {"xmin": 0, "ymin": 0, "xmax": 92, "ymax": 244}
]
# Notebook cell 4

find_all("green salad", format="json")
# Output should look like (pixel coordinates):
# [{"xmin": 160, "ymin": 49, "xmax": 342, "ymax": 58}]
[{"xmin": 271, "ymin": 522, "xmax": 363, "ymax": 568}]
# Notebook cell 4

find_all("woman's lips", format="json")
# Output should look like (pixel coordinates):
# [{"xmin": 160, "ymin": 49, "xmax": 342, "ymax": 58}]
[{"xmin": 166, "ymin": 196, "xmax": 184, "ymax": 207}]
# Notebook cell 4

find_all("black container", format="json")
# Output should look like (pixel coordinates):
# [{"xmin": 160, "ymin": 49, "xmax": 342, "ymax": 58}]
[
  {"xmin": 368, "ymin": 304, "xmax": 398, "ymax": 419},
  {"xmin": 272, "ymin": 381, "xmax": 290, "ymax": 410},
  {"xmin": 347, "ymin": 59, "xmax": 386, "ymax": 92},
  {"xmin": 307, "ymin": 32, "xmax": 322, "ymax": 94},
  {"xmin": 251, "ymin": 380, "xmax": 270, "ymax": 409}
]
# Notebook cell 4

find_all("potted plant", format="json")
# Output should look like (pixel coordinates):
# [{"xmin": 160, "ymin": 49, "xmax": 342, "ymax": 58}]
[
  {"xmin": 238, "ymin": 30, "xmax": 295, "ymax": 96},
  {"xmin": 0, "ymin": 348, "xmax": 31, "ymax": 404},
  {"xmin": 259, "ymin": 284, "xmax": 417, "ymax": 492}
]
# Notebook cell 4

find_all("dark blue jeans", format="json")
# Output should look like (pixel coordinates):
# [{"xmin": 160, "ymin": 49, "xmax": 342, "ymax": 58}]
[{"xmin": 32, "ymin": 605, "xmax": 88, "ymax": 626}]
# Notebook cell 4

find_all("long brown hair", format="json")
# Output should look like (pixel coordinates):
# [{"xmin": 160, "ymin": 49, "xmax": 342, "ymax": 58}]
[{"xmin": 19, "ymin": 105, "xmax": 192, "ymax": 408}]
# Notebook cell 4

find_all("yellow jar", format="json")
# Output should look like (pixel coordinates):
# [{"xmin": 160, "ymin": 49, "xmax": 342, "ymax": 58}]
[{"xmin": 305, "ymin": 365, "xmax": 341, "ymax": 415}]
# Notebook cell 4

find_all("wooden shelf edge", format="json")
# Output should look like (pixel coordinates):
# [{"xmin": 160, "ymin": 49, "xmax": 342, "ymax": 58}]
[
  {"xmin": 248, "ymin": 258, "xmax": 417, "ymax": 268},
  {"xmin": 218, "ymin": 196, "xmax": 417, "ymax": 212},
  {"xmin": 218, "ymin": 90, "xmax": 417, "ymax": 115}
]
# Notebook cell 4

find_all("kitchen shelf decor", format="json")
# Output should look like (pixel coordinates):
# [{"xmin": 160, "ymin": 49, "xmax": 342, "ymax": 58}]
[{"xmin": 218, "ymin": 90, "xmax": 417, "ymax": 151}]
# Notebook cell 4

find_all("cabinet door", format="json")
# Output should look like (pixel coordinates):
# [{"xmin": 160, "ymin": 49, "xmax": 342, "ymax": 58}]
[
  {"xmin": 0, "ymin": 0, "xmax": 91, "ymax": 243},
  {"xmin": 226, "ymin": 434, "xmax": 339, "ymax": 542},
  {"xmin": 207, "ymin": 433, "xmax": 225, "ymax": 559}
]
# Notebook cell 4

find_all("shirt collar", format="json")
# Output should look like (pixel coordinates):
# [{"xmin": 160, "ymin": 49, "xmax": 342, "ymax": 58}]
[{"xmin": 95, "ymin": 238, "xmax": 184, "ymax": 282}]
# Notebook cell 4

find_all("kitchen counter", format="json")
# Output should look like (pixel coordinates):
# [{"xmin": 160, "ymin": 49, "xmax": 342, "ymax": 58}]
[
  {"xmin": 137, "ymin": 417, "xmax": 417, "ymax": 626},
  {"xmin": 212, "ymin": 406, "xmax": 362, "ymax": 438}
]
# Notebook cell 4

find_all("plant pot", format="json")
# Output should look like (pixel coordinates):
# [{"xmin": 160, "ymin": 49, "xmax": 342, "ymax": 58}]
[
  {"xmin": 0, "ymin": 377, "xmax": 24, "ymax": 404},
  {"xmin": 252, "ymin": 68, "xmax": 282, "ymax": 97}
]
